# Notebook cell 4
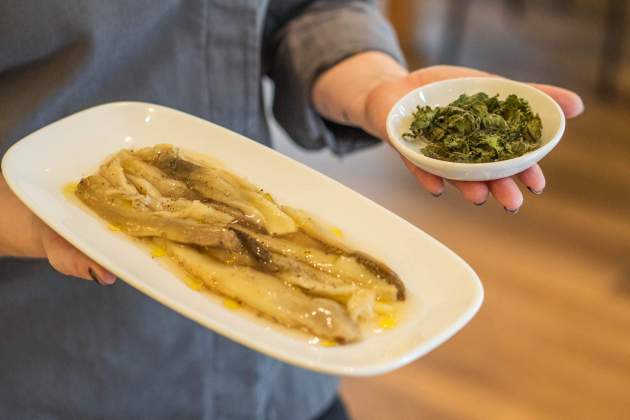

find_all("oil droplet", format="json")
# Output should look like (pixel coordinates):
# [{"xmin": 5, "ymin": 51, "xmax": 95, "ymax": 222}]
[
  {"xmin": 320, "ymin": 340, "xmax": 338, "ymax": 347},
  {"xmin": 378, "ymin": 314, "xmax": 398, "ymax": 330},
  {"xmin": 107, "ymin": 224, "xmax": 121, "ymax": 232},
  {"xmin": 223, "ymin": 298, "xmax": 241, "ymax": 310},
  {"xmin": 374, "ymin": 302, "xmax": 395, "ymax": 315},
  {"xmin": 149, "ymin": 245, "xmax": 167, "ymax": 258},
  {"xmin": 184, "ymin": 277, "xmax": 204, "ymax": 291},
  {"xmin": 119, "ymin": 198, "xmax": 134, "ymax": 209},
  {"xmin": 330, "ymin": 227, "xmax": 343, "ymax": 237},
  {"xmin": 263, "ymin": 192, "xmax": 274, "ymax": 202},
  {"xmin": 62, "ymin": 182, "xmax": 77, "ymax": 198}
]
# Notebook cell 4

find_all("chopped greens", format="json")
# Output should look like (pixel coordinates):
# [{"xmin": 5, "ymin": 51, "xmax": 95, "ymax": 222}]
[{"xmin": 402, "ymin": 92, "xmax": 543, "ymax": 163}]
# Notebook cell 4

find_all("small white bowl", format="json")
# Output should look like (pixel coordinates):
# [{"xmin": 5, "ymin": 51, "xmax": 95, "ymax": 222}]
[{"xmin": 386, "ymin": 77, "xmax": 566, "ymax": 181}]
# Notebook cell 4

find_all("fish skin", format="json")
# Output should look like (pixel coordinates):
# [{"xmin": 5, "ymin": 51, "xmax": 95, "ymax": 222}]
[
  {"xmin": 118, "ymin": 151, "xmax": 198, "ymax": 199},
  {"xmin": 136, "ymin": 145, "xmax": 297, "ymax": 235},
  {"xmin": 76, "ymin": 175, "xmax": 241, "ymax": 250},
  {"xmin": 233, "ymin": 228, "xmax": 358, "ymax": 299},
  {"xmin": 233, "ymin": 228, "xmax": 281, "ymax": 272},
  {"xmin": 272, "ymin": 254, "xmax": 358, "ymax": 299},
  {"xmin": 232, "ymin": 226, "xmax": 399, "ymax": 302},
  {"xmin": 145, "ymin": 146, "xmax": 269, "ymax": 229},
  {"xmin": 351, "ymin": 252, "xmax": 405, "ymax": 300},
  {"xmin": 159, "ymin": 239, "xmax": 361, "ymax": 343},
  {"xmin": 283, "ymin": 206, "xmax": 406, "ymax": 300},
  {"xmin": 125, "ymin": 173, "xmax": 235, "ymax": 226}
]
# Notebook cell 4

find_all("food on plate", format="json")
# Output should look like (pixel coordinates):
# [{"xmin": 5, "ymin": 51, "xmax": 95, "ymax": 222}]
[
  {"xmin": 74, "ymin": 144, "xmax": 406, "ymax": 344},
  {"xmin": 402, "ymin": 92, "xmax": 543, "ymax": 163}
]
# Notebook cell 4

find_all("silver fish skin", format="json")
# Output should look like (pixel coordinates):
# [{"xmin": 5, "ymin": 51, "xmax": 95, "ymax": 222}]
[
  {"xmin": 159, "ymin": 239, "xmax": 362, "ymax": 343},
  {"xmin": 76, "ymin": 175, "xmax": 241, "ymax": 250}
]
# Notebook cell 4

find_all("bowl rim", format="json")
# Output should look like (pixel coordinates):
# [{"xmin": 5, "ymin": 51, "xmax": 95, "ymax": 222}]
[{"xmin": 385, "ymin": 77, "xmax": 566, "ymax": 171}]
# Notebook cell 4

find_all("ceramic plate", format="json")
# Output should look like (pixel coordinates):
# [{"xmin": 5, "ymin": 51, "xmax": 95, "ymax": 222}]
[{"xmin": 1, "ymin": 102, "xmax": 483, "ymax": 376}]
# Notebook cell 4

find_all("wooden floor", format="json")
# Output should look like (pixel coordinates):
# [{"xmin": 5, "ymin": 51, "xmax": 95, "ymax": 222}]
[{"xmin": 272, "ymin": 2, "xmax": 630, "ymax": 419}]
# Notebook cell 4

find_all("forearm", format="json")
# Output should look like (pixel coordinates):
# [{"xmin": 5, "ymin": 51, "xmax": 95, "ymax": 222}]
[
  {"xmin": 0, "ymin": 175, "xmax": 44, "ymax": 257},
  {"xmin": 312, "ymin": 51, "xmax": 407, "ymax": 137}
]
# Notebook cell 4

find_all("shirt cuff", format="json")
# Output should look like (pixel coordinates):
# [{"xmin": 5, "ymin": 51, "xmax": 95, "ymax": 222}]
[{"xmin": 269, "ymin": 1, "xmax": 406, "ymax": 156}]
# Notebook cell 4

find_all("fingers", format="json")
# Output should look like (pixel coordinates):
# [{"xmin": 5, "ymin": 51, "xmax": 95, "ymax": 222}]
[
  {"xmin": 426, "ymin": 175, "xmax": 525, "ymax": 212},
  {"xmin": 530, "ymin": 83, "xmax": 584, "ymax": 118},
  {"xmin": 488, "ymin": 178, "xmax": 523, "ymax": 213},
  {"xmin": 86, "ymin": 262, "xmax": 116, "ymax": 286},
  {"xmin": 448, "ymin": 180, "xmax": 490, "ymax": 205},
  {"xmin": 40, "ymin": 226, "xmax": 116, "ymax": 285},
  {"xmin": 400, "ymin": 145, "xmax": 542, "ymax": 212},
  {"xmin": 516, "ymin": 164, "xmax": 545, "ymax": 194},
  {"xmin": 400, "ymin": 155, "xmax": 444, "ymax": 195},
  {"xmin": 401, "ymin": 153, "xmax": 525, "ymax": 211}
]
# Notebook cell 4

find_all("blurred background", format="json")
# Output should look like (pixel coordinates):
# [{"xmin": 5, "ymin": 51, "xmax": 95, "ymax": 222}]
[{"xmin": 270, "ymin": 1, "xmax": 630, "ymax": 419}]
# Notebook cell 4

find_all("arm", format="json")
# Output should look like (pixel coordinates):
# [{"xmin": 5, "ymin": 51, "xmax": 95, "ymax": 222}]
[
  {"xmin": 313, "ymin": 55, "xmax": 584, "ymax": 211},
  {"xmin": 0, "ymin": 175, "xmax": 115, "ymax": 284},
  {"xmin": 267, "ymin": 1, "xmax": 583, "ymax": 211},
  {"xmin": 266, "ymin": 0, "xmax": 405, "ymax": 155}
]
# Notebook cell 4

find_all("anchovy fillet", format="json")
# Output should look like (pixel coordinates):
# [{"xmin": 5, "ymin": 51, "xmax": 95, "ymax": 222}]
[
  {"xmin": 159, "ymin": 239, "xmax": 361, "ymax": 343},
  {"xmin": 76, "ymin": 175, "xmax": 240, "ymax": 250}
]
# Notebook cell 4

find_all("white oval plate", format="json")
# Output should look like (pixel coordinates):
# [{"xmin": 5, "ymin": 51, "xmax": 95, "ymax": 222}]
[
  {"xmin": 1, "ymin": 102, "xmax": 483, "ymax": 376},
  {"xmin": 387, "ymin": 77, "xmax": 565, "ymax": 181}
]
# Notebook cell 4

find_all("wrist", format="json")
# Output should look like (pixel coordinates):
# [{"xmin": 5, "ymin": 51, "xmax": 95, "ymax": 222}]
[
  {"xmin": 0, "ymin": 175, "xmax": 44, "ymax": 257},
  {"xmin": 361, "ymin": 76, "xmax": 405, "ymax": 140},
  {"xmin": 312, "ymin": 51, "xmax": 407, "ymax": 133},
  {"xmin": 355, "ymin": 68, "xmax": 409, "ymax": 137}
]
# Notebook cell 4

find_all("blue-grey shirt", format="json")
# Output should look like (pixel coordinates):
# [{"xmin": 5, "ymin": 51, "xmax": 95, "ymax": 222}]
[{"xmin": 0, "ymin": 1, "xmax": 403, "ymax": 419}]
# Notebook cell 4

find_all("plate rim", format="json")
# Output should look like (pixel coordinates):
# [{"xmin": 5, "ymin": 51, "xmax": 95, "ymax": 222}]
[{"xmin": 1, "ymin": 101, "xmax": 484, "ymax": 376}]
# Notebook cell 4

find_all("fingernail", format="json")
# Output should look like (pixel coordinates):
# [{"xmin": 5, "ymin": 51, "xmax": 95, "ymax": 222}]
[
  {"xmin": 527, "ymin": 186, "xmax": 544, "ymax": 195},
  {"xmin": 102, "ymin": 273, "xmax": 116, "ymax": 285},
  {"xmin": 504, "ymin": 207, "xmax": 520, "ymax": 214},
  {"xmin": 576, "ymin": 97, "xmax": 585, "ymax": 114},
  {"xmin": 431, "ymin": 191, "xmax": 443, "ymax": 198},
  {"xmin": 88, "ymin": 268, "xmax": 105, "ymax": 286},
  {"xmin": 474, "ymin": 201, "xmax": 486, "ymax": 206}
]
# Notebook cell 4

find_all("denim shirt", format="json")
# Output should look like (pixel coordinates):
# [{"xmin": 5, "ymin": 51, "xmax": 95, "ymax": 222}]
[{"xmin": 0, "ymin": 1, "xmax": 402, "ymax": 418}]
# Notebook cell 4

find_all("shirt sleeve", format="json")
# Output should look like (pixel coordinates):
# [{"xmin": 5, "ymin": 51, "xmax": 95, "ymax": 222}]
[{"xmin": 266, "ymin": 0, "xmax": 406, "ymax": 156}]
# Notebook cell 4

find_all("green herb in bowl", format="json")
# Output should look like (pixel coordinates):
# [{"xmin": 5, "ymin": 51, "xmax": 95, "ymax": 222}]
[{"xmin": 402, "ymin": 92, "xmax": 543, "ymax": 163}]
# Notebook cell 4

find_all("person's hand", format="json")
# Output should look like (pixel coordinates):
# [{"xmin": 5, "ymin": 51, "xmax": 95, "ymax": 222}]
[
  {"xmin": 31, "ymin": 215, "xmax": 116, "ymax": 285},
  {"xmin": 1, "ymin": 174, "xmax": 115, "ymax": 285},
  {"xmin": 362, "ymin": 65, "xmax": 585, "ymax": 211}
]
